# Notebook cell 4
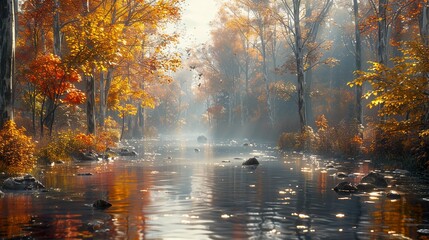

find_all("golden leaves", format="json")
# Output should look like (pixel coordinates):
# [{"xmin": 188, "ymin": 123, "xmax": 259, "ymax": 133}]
[
  {"xmin": 0, "ymin": 121, "xmax": 36, "ymax": 174},
  {"xmin": 349, "ymin": 40, "xmax": 429, "ymax": 137}
]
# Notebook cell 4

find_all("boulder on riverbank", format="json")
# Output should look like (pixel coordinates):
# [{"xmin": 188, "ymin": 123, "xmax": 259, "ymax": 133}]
[
  {"xmin": 2, "ymin": 174, "xmax": 45, "ymax": 191},
  {"xmin": 93, "ymin": 199, "xmax": 112, "ymax": 210},
  {"xmin": 361, "ymin": 172, "xmax": 388, "ymax": 188},
  {"xmin": 72, "ymin": 151, "xmax": 100, "ymax": 161},
  {"xmin": 242, "ymin": 157, "xmax": 259, "ymax": 166}
]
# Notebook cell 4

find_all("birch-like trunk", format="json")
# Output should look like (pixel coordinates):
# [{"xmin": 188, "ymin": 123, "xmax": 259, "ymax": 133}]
[{"xmin": 293, "ymin": 0, "xmax": 307, "ymax": 132}]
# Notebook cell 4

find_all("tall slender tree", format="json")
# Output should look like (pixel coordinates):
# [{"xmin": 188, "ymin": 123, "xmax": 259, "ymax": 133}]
[
  {"xmin": 0, "ymin": 0, "xmax": 15, "ymax": 128},
  {"xmin": 353, "ymin": 0, "xmax": 363, "ymax": 125},
  {"xmin": 276, "ymin": 0, "xmax": 333, "ymax": 132}
]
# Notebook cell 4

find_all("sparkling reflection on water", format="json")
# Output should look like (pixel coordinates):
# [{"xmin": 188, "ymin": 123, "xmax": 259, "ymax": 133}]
[{"xmin": 1, "ymin": 138, "xmax": 429, "ymax": 239}]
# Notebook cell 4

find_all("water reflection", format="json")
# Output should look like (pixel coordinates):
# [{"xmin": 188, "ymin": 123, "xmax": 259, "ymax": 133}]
[{"xmin": 1, "ymin": 138, "xmax": 429, "ymax": 239}]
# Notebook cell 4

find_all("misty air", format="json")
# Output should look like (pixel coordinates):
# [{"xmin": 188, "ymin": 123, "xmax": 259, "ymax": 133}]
[{"xmin": 1, "ymin": 0, "xmax": 429, "ymax": 239}]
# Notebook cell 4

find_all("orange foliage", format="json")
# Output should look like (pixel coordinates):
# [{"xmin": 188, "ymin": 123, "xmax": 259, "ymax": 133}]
[
  {"xmin": 26, "ymin": 54, "xmax": 85, "ymax": 105},
  {"xmin": 0, "ymin": 121, "xmax": 36, "ymax": 174}
]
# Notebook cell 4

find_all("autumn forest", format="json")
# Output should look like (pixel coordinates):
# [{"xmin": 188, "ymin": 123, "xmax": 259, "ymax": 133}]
[{"xmin": 1, "ymin": 0, "xmax": 429, "ymax": 173}]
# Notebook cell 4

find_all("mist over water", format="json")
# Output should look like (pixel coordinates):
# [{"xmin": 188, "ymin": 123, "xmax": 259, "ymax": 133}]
[{"xmin": 1, "ymin": 137, "xmax": 429, "ymax": 239}]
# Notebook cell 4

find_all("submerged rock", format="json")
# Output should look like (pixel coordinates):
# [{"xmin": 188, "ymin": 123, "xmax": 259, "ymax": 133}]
[
  {"xmin": 73, "ymin": 151, "xmax": 99, "ymax": 161},
  {"xmin": 197, "ymin": 135, "xmax": 208, "ymax": 143},
  {"xmin": 333, "ymin": 182, "xmax": 358, "ymax": 193},
  {"xmin": 386, "ymin": 190, "xmax": 401, "ymax": 199},
  {"xmin": 336, "ymin": 172, "xmax": 348, "ymax": 178},
  {"xmin": 242, "ymin": 157, "xmax": 259, "ymax": 166},
  {"xmin": 2, "ymin": 174, "xmax": 45, "ymax": 191},
  {"xmin": 418, "ymin": 229, "xmax": 429, "ymax": 235},
  {"xmin": 93, "ymin": 199, "xmax": 112, "ymax": 210},
  {"xmin": 356, "ymin": 183, "xmax": 376, "ymax": 192},
  {"xmin": 77, "ymin": 173, "xmax": 93, "ymax": 176},
  {"xmin": 361, "ymin": 172, "xmax": 388, "ymax": 188},
  {"xmin": 118, "ymin": 148, "xmax": 138, "ymax": 156},
  {"xmin": 393, "ymin": 169, "xmax": 410, "ymax": 175}
]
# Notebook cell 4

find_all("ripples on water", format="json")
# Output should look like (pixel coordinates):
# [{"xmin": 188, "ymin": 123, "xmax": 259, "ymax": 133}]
[{"xmin": 1, "ymin": 137, "xmax": 429, "ymax": 239}]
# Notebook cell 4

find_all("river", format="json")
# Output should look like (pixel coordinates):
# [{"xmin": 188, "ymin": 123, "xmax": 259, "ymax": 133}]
[{"xmin": 1, "ymin": 136, "xmax": 429, "ymax": 239}]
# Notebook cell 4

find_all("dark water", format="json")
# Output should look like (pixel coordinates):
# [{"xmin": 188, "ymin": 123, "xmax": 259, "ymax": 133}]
[{"xmin": 1, "ymin": 137, "xmax": 429, "ymax": 239}]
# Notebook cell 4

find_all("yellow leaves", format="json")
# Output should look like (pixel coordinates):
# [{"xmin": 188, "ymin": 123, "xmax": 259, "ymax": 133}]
[
  {"xmin": 0, "ymin": 121, "xmax": 36, "ymax": 174},
  {"xmin": 353, "ymin": 40, "xmax": 429, "ymax": 140},
  {"xmin": 370, "ymin": 98, "xmax": 384, "ymax": 107},
  {"xmin": 64, "ymin": 11, "xmax": 126, "ymax": 73},
  {"xmin": 323, "ymin": 57, "xmax": 339, "ymax": 68},
  {"xmin": 116, "ymin": 104, "xmax": 138, "ymax": 116}
]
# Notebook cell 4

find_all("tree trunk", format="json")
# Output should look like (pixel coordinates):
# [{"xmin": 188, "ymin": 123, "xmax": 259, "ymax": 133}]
[
  {"xmin": 99, "ymin": 71, "xmax": 105, "ymax": 128},
  {"xmin": 420, "ymin": 3, "xmax": 429, "ymax": 46},
  {"xmin": 420, "ymin": 4, "xmax": 429, "ymax": 127},
  {"xmin": 120, "ymin": 112, "xmax": 125, "ymax": 140},
  {"xmin": 305, "ymin": 69, "xmax": 314, "ymax": 126},
  {"xmin": 293, "ymin": 0, "xmax": 307, "ymax": 132},
  {"xmin": 44, "ymin": 0, "xmax": 62, "ymax": 131},
  {"xmin": 353, "ymin": 0, "xmax": 363, "ymax": 125},
  {"xmin": 260, "ymin": 32, "xmax": 274, "ymax": 128},
  {"xmin": 53, "ymin": 0, "xmax": 61, "ymax": 56},
  {"xmin": 86, "ymin": 74, "xmax": 96, "ymax": 134},
  {"xmin": 0, "ymin": 0, "xmax": 15, "ymax": 128},
  {"xmin": 378, "ymin": 0, "xmax": 388, "ymax": 66}
]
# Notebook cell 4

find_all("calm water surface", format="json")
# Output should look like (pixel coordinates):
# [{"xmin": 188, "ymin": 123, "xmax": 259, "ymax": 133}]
[{"xmin": 1, "ymin": 137, "xmax": 429, "ymax": 239}]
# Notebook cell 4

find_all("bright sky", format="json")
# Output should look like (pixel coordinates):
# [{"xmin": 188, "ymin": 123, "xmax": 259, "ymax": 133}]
[{"xmin": 179, "ymin": 0, "xmax": 219, "ymax": 47}]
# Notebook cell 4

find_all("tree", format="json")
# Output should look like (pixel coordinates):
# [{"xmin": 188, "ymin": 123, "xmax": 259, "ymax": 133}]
[
  {"xmin": 350, "ymin": 41, "xmax": 429, "ymax": 161},
  {"xmin": 0, "ymin": 0, "xmax": 15, "ymax": 128},
  {"xmin": 26, "ymin": 54, "xmax": 85, "ymax": 136},
  {"xmin": 64, "ymin": 0, "xmax": 182, "ymax": 136},
  {"xmin": 353, "ymin": 0, "xmax": 363, "ymax": 125},
  {"xmin": 276, "ymin": 0, "xmax": 333, "ymax": 132}
]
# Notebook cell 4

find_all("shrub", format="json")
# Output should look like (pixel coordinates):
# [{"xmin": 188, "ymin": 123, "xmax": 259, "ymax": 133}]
[
  {"xmin": 37, "ymin": 130, "xmax": 86, "ymax": 163},
  {"xmin": 278, "ymin": 116, "xmax": 363, "ymax": 157},
  {"xmin": 37, "ymin": 129, "xmax": 119, "ymax": 163},
  {"xmin": 0, "ymin": 121, "xmax": 36, "ymax": 174},
  {"xmin": 278, "ymin": 126, "xmax": 317, "ymax": 152}
]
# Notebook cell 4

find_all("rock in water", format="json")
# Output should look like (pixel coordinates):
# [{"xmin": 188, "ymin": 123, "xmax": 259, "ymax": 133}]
[
  {"xmin": 118, "ymin": 148, "xmax": 138, "ymax": 156},
  {"xmin": 197, "ymin": 135, "xmax": 208, "ymax": 143},
  {"xmin": 361, "ymin": 172, "xmax": 388, "ymax": 188},
  {"xmin": 77, "ymin": 173, "xmax": 93, "ymax": 176},
  {"xmin": 356, "ymin": 183, "xmax": 376, "ymax": 192},
  {"xmin": 336, "ymin": 172, "xmax": 348, "ymax": 178},
  {"xmin": 386, "ymin": 190, "xmax": 401, "ymax": 199},
  {"xmin": 242, "ymin": 157, "xmax": 259, "ymax": 166},
  {"xmin": 0, "ymin": 190, "xmax": 4, "ymax": 197},
  {"xmin": 93, "ymin": 199, "xmax": 112, "ymax": 210},
  {"xmin": 74, "ymin": 151, "xmax": 99, "ymax": 161},
  {"xmin": 333, "ymin": 182, "xmax": 358, "ymax": 193},
  {"xmin": 2, "ymin": 174, "xmax": 45, "ymax": 191}
]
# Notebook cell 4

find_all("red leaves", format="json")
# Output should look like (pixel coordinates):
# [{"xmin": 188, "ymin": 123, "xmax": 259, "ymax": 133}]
[{"xmin": 26, "ymin": 54, "xmax": 85, "ymax": 105}]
